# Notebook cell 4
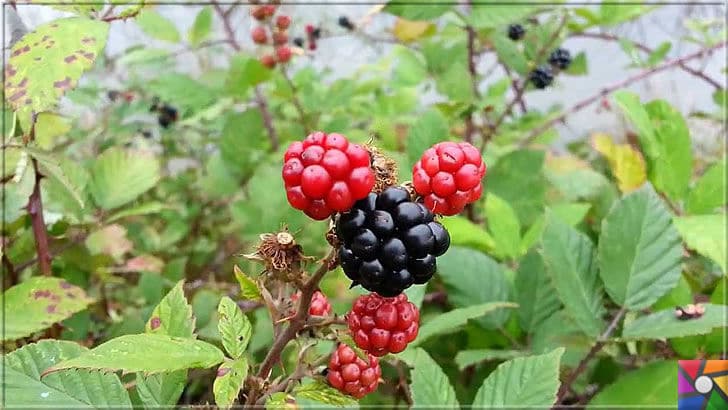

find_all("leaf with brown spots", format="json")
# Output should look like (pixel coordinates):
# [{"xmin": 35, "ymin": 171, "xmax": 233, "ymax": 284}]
[
  {"xmin": 4, "ymin": 17, "xmax": 109, "ymax": 131},
  {"xmin": 0, "ymin": 277, "xmax": 94, "ymax": 341}
]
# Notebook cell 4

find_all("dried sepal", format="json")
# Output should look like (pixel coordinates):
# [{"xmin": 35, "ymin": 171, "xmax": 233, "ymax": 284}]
[
  {"xmin": 365, "ymin": 143, "xmax": 399, "ymax": 194},
  {"xmin": 243, "ymin": 227, "xmax": 313, "ymax": 282}
]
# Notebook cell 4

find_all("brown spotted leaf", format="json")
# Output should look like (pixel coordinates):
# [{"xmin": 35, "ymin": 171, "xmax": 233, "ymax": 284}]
[
  {"xmin": 0, "ymin": 276, "xmax": 94, "ymax": 341},
  {"xmin": 4, "ymin": 17, "xmax": 109, "ymax": 131}
]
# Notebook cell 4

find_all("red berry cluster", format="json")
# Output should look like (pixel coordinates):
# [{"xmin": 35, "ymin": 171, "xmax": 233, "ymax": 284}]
[
  {"xmin": 347, "ymin": 293, "xmax": 419, "ymax": 356},
  {"xmin": 412, "ymin": 141, "xmax": 486, "ymax": 216},
  {"xmin": 250, "ymin": 3, "xmax": 293, "ymax": 68},
  {"xmin": 290, "ymin": 290, "xmax": 332, "ymax": 316},
  {"xmin": 282, "ymin": 131, "xmax": 375, "ymax": 220},
  {"xmin": 327, "ymin": 344, "xmax": 381, "ymax": 399}
]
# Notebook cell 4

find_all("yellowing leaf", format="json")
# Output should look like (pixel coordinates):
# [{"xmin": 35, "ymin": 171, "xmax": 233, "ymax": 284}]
[
  {"xmin": 592, "ymin": 133, "xmax": 646, "ymax": 193},
  {"xmin": 393, "ymin": 18, "xmax": 435, "ymax": 43},
  {"xmin": 34, "ymin": 112, "xmax": 70, "ymax": 149}
]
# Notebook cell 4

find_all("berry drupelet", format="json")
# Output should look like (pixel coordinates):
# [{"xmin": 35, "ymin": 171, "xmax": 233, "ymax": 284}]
[{"xmin": 336, "ymin": 186, "xmax": 450, "ymax": 297}]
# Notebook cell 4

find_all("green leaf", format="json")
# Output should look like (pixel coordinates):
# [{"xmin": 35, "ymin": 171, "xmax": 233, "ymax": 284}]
[
  {"xmin": 34, "ymin": 112, "xmax": 70, "ymax": 149},
  {"xmin": 43, "ymin": 156, "xmax": 89, "ymax": 220},
  {"xmin": 621, "ymin": 304, "xmax": 727, "ymax": 340},
  {"xmin": 454, "ymin": 349, "xmax": 527, "ymax": 370},
  {"xmin": 219, "ymin": 110, "xmax": 267, "ymax": 176},
  {"xmin": 589, "ymin": 361, "xmax": 675, "ymax": 407},
  {"xmin": 434, "ymin": 63, "xmax": 474, "ymax": 103},
  {"xmin": 89, "ymin": 148, "xmax": 160, "ymax": 210},
  {"xmin": 136, "ymin": 10, "xmax": 181, "ymax": 43},
  {"xmin": 1, "ymin": 277, "xmax": 94, "ymax": 341},
  {"xmin": 4, "ymin": 17, "xmax": 109, "ymax": 130},
  {"xmin": 565, "ymin": 51, "xmax": 588, "ymax": 75},
  {"xmin": 686, "ymin": 159, "xmax": 726, "ymax": 214},
  {"xmin": 3, "ymin": 340, "xmax": 131, "ymax": 408},
  {"xmin": 469, "ymin": 3, "xmax": 537, "ymax": 29},
  {"xmin": 485, "ymin": 193, "xmax": 522, "ymax": 259},
  {"xmin": 384, "ymin": 1, "xmax": 451, "ymax": 20},
  {"xmin": 492, "ymin": 32, "xmax": 530, "ymax": 75},
  {"xmin": 135, "ymin": 372, "xmax": 186, "ymax": 408},
  {"xmin": 188, "ymin": 6, "xmax": 212, "ymax": 47},
  {"xmin": 437, "ymin": 247, "xmax": 512, "ymax": 329},
  {"xmin": 439, "ymin": 216, "xmax": 496, "ymax": 253},
  {"xmin": 145, "ymin": 280, "xmax": 195, "ymax": 338},
  {"xmin": 43, "ymin": 334, "xmax": 224, "ymax": 375},
  {"xmin": 1, "ymin": 365, "xmax": 86, "ymax": 407},
  {"xmin": 487, "ymin": 150, "xmax": 546, "ymax": 225},
  {"xmin": 107, "ymin": 201, "xmax": 168, "ymax": 222},
  {"xmin": 674, "ymin": 214, "xmax": 726, "ymax": 273},
  {"xmin": 411, "ymin": 302, "xmax": 517, "ymax": 347},
  {"xmin": 293, "ymin": 380, "xmax": 358, "ymax": 407},
  {"xmin": 218, "ymin": 296, "xmax": 252, "ymax": 359},
  {"xmin": 24, "ymin": 146, "xmax": 85, "ymax": 208},
  {"xmin": 473, "ymin": 348, "xmax": 564, "ymax": 409},
  {"xmin": 646, "ymin": 42, "xmax": 672, "ymax": 66},
  {"xmin": 515, "ymin": 250, "xmax": 561, "ymax": 333},
  {"xmin": 409, "ymin": 348, "xmax": 459, "ymax": 408},
  {"xmin": 147, "ymin": 73, "xmax": 216, "ymax": 111},
  {"xmin": 406, "ymin": 109, "xmax": 448, "ymax": 165},
  {"xmin": 598, "ymin": 184, "xmax": 683, "ymax": 309},
  {"xmin": 392, "ymin": 46, "xmax": 427, "ymax": 87},
  {"xmin": 213, "ymin": 358, "xmax": 248, "ymax": 409},
  {"xmin": 540, "ymin": 211, "xmax": 605, "ymax": 337},
  {"xmin": 613, "ymin": 91, "xmax": 658, "ymax": 157},
  {"xmin": 234, "ymin": 265, "xmax": 263, "ymax": 302},
  {"xmin": 226, "ymin": 55, "xmax": 272, "ymax": 98}
]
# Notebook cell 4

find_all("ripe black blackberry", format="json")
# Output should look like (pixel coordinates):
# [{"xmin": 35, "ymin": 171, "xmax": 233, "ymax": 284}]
[
  {"xmin": 507, "ymin": 24, "xmax": 525, "ymax": 41},
  {"xmin": 548, "ymin": 48, "xmax": 572, "ymax": 70},
  {"xmin": 336, "ymin": 187, "xmax": 450, "ymax": 297},
  {"xmin": 338, "ymin": 16, "xmax": 354, "ymax": 31},
  {"xmin": 293, "ymin": 37, "xmax": 304, "ymax": 48},
  {"xmin": 529, "ymin": 65, "xmax": 554, "ymax": 89}
]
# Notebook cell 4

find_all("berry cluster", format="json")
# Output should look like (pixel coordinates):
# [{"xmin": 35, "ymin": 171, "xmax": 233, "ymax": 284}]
[
  {"xmin": 412, "ymin": 141, "xmax": 486, "ymax": 216},
  {"xmin": 336, "ymin": 187, "xmax": 450, "ymax": 296},
  {"xmin": 149, "ymin": 98, "xmax": 178, "ymax": 129},
  {"xmin": 250, "ymin": 3, "xmax": 293, "ymax": 68},
  {"xmin": 347, "ymin": 293, "xmax": 419, "ymax": 356},
  {"xmin": 282, "ymin": 132, "xmax": 375, "ymax": 220},
  {"xmin": 529, "ymin": 48, "xmax": 573, "ymax": 89},
  {"xmin": 327, "ymin": 344, "xmax": 381, "ymax": 398}
]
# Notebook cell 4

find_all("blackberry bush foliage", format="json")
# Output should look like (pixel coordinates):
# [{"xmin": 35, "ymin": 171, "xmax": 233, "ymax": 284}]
[{"xmin": 2, "ymin": 2, "xmax": 725, "ymax": 410}]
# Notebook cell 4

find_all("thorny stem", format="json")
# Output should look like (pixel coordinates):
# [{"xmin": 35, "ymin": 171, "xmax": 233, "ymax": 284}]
[
  {"xmin": 27, "ymin": 157, "xmax": 51, "ymax": 276},
  {"xmin": 394, "ymin": 359, "xmax": 413, "ymax": 406},
  {"xmin": 522, "ymin": 41, "xmax": 727, "ymax": 146},
  {"xmin": 554, "ymin": 308, "xmax": 627, "ymax": 406},
  {"xmin": 246, "ymin": 249, "xmax": 338, "ymax": 406}
]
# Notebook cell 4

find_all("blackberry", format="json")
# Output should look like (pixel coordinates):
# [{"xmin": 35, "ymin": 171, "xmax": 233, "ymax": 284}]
[
  {"xmin": 507, "ymin": 24, "xmax": 525, "ymax": 41},
  {"xmin": 529, "ymin": 65, "xmax": 553, "ymax": 89},
  {"xmin": 293, "ymin": 37, "xmax": 305, "ymax": 48},
  {"xmin": 338, "ymin": 16, "xmax": 354, "ymax": 31},
  {"xmin": 548, "ymin": 48, "xmax": 572, "ymax": 70},
  {"xmin": 156, "ymin": 105, "xmax": 178, "ymax": 128},
  {"xmin": 336, "ymin": 187, "xmax": 450, "ymax": 296}
]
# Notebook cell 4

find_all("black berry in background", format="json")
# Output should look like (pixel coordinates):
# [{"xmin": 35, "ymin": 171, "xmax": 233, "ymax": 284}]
[
  {"xmin": 157, "ymin": 105, "xmax": 178, "ymax": 128},
  {"xmin": 529, "ymin": 65, "xmax": 554, "ymax": 89},
  {"xmin": 293, "ymin": 37, "xmax": 304, "ymax": 47},
  {"xmin": 312, "ymin": 27, "xmax": 321, "ymax": 39},
  {"xmin": 338, "ymin": 16, "xmax": 354, "ymax": 30},
  {"xmin": 336, "ymin": 187, "xmax": 450, "ymax": 297},
  {"xmin": 548, "ymin": 48, "xmax": 572, "ymax": 70},
  {"xmin": 507, "ymin": 24, "xmax": 525, "ymax": 41}
]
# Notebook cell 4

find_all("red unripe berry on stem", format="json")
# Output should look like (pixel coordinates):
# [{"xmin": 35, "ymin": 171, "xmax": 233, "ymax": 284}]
[
  {"xmin": 260, "ymin": 54, "xmax": 276, "ymax": 69},
  {"xmin": 262, "ymin": 4, "xmax": 276, "ymax": 18},
  {"xmin": 327, "ymin": 344, "xmax": 381, "ymax": 398},
  {"xmin": 250, "ymin": 6, "xmax": 267, "ymax": 20},
  {"xmin": 276, "ymin": 15, "xmax": 291, "ymax": 30},
  {"xmin": 272, "ymin": 31, "xmax": 288, "ymax": 45},
  {"xmin": 251, "ymin": 26, "xmax": 267, "ymax": 44},
  {"xmin": 347, "ymin": 293, "xmax": 419, "ymax": 356},
  {"xmin": 275, "ymin": 46, "xmax": 292, "ymax": 63},
  {"xmin": 290, "ymin": 290, "xmax": 332, "ymax": 316}
]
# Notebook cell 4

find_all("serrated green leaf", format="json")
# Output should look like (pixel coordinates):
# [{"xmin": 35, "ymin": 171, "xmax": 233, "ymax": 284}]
[
  {"xmin": 89, "ymin": 147, "xmax": 160, "ymax": 210},
  {"xmin": 147, "ymin": 73, "xmax": 216, "ymax": 111},
  {"xmin": 392, "ymin": 46, "xmax": 427, "ymax": 87},
  {"xmin": 485, "ymin": 192, "xmax": 522, "ymax": 259},
  {"xmin": 565, "ymin": 51, "xmax": 588, "ymax": 75},
  {"xmin": 540, "ymin": 211, "xmax": 605, "ymax": 337},
  {"xmin": 674, "ymin": 214, "xmax": 726, "ymax": 273},
  {"xmin": 406, "ymin": 109, "xmax": 448, "ymax": 165},
  {"xmin": 409, "ymin": 348, "xmax": 459, "ymax": 408},
  {"xmin": 473, "ymin": 348, "xmax": 564, "ymax": 409},
  {"xmin": 492, "ymin": 34, "xmax": 530, "ymax": 75},
  {"xmin": 411, "ymin": 302, "xmax": 517, "ymax": 347},
  {"xmin": 439, "ymin": 216, "xmax": 496, "ymax": 253},
  {"xmin": 213, "ymin": 358, "xmax": 248, "ymax": 409},
  {"xmin": 515, "ymin": 250, "xmax": 561, "ymax": 333},
  {"xmin": 293, "ymin": 380, "xmax": 358, "ymax": 407},
  {"xmin": 487, "ymin": 150, "xmax": 546, "ymax": 226},
  {"xmin": 437, "ymin": 247, "xmax": 512, "ymax": 329},
  {"xmin": 685, "ymin": 159, "xmax": 726, "ymax": 214},
  {"xmin": 598, "ymin": 184, "xmax": 683, "ymax": 309},
  {"xmin": 233, "ymin": 265, "xmax": 262, "ymax": 301},
  {"xmin": 43, "ymin": 334, "xmax": 224, "ymax": 375},
  {"xmin": 107, "ymin": 201, "xmax": 168, "ymax": 222},
  {"xmin": 588, "ymin": 361, "xmax": 675, "ymax": 407},
  {"xmin": 135, "ymin": 371, "xmax": 186, "ymax": 408},
  {"xmin": 219, "ymin": 110, "xmax": 267, "ymax": 177},
  {"xmin": 3, "ymin": 340, "xmax": 131, "ymax": 408},
  {"xmin": 1, "ymin": 277, "xmax": 94, "ymax": 341},
  {"xmin": 25, "ymin": 146, "xmax": 84, "ymax": 208},
  {"xmin": 226, "ymin": 55, "xmax": 272, "ymax": 98},
  {"xmin": 4, "ymin": 17, "xmax": 109, "ymax": 130},
  {"xmin": 34, "ymin": 112, "xmax": 70, "ymax": 149},
  {"xmin": 188, "ymin": 6, "xmax": 212, "ymax": 47},
  {"xmin": 621, "ymin": 304, "xmax": 727, "ymax": 340},
  {"xmin": 145, "ymin": 280, "xmax": 195, "ymax": 338},
  {"xmin": 218, "ymin": 296, "xmax": 252, "ymax": 359},
  {"xmin": 1, "ymin": 365, "xmax": 86, "ymax": 407},
  {"xmin": 384, "ymin": 1, "xmax": 451, "ymax": 20},
  {"xmin": 136, "ymin": 9, "xmax": 180, "ymax": 43},
  {"xmin": 454, "ymin": 349, "xmax": 527, "ymax": 370},
  {"xmin": 469, "ymin": 3, "xmax": 537, "ymax": 29}
]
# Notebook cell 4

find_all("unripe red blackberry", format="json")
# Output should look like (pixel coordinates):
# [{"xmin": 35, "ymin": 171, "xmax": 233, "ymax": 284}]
[
  {"xmin": 272, "ymin": 31, "xmax": 288, "ymax": 46},
  {"xmin": 290, "ymin": 290, "xmax": 332, "ymax": 316},
  {"xmin": 412, "ymin": 142, "xmax": 486, "ymax": 216},
  {"xmin": 276, "ymin": 15, "xmax": 291, "ymax": 30},
  {"xmin": 251, "ymin": 26, "xmax": 267, "ymax": 44},
  {"xmin": 250, "ymin": 6, "xmax": 267, "ymax": 20},
  {"xmin": 282, "ymin": 132, "xmax": 375, "ymax": 220},
  {"xmin": 275, "ymin": 46, "xmax": 292, "ymax": 63},
  {"xmin": 347, "ymin": 293, "xmax": 419, "ymax": 356},
  {"xmin": 327, "ymin": 344, "xmax": 381, "ymax": 398},
  {"xmin": 260, "ymin": 54, "xmax": 276, "ymax": 69}
]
